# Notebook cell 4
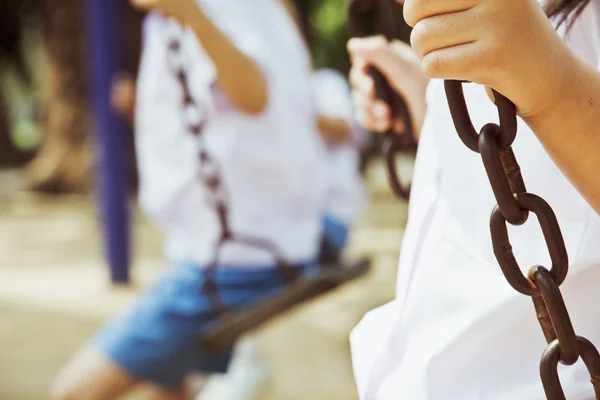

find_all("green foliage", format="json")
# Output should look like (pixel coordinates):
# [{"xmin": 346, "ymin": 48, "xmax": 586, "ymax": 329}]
[
  {"xmin": 310, "ymin": 0, "xmax": 351, "ymax": 73},
  {"xmin": 311, "ymin": 0, "xmax": 350, "ymax": 72},
  {"xmin": 305, "ymin": 0, "xmax": 409, "ymax": 74}
]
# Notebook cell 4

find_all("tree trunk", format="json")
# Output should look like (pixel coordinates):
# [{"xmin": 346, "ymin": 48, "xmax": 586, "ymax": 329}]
[
  {"xmin": 27, "ymin": 1, "xmax": 143, "ymax": 193},
  {"xmin": 120, "ymin": 6, "xmax": 144, "ymax": 193},
  {"xmin": 27, "ymin": 0, "xmax": 91, "ymax": 193}
]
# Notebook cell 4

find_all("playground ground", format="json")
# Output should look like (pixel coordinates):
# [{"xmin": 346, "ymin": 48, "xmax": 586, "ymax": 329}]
[{"xmin": 0, "ymin": 160, "xmax": 408, "ymax": 400}]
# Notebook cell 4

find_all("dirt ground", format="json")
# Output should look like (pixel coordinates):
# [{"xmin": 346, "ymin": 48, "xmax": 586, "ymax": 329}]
[{"xmin": 0, "ymin": 161, "xmax": 408, "ymax": 400}]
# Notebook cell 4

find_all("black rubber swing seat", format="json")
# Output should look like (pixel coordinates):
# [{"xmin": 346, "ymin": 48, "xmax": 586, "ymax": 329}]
[{"xmin": 198, "ymin": 257, "xmax": 372, "ymax": 353}]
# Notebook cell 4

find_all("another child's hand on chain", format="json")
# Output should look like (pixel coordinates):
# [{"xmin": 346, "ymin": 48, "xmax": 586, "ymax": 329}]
[
  {"xmin": 131, "ymin": 0, "xmax": 267, "ymax": 115},
  {"xmin": 347, "ymin": 37, "xmax": 429, "ymax": 137},
  {"xmin": 317, "ymin": 115, "xmax": 352, "ymax": 146},
  {"xmin": 403, "ymin": 0, "xmax": 576, "ymax": 118},
  {"xmin": 111, "ymin": 73, "xmax": 136, "ymax": 124},
  {"xmin": 130, "ymin": 0, "xmax": 198, "ymax": 24}
]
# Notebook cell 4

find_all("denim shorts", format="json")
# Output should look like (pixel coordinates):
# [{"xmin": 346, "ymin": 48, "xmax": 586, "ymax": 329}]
[{"xmin": 95, "ymin": 261, "xmax": 316, "ymax": 388}]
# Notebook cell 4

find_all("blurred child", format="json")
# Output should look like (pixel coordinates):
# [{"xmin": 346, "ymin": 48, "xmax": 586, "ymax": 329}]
[
  {"xmin": 113, "ymin": 0, "xmax": 367, "ymax": 263},
  {"xmin": 279, "ymin": 0, "xmax": 367, "ymax": 264},
  {"xmin": 312, "ymin": 68, "xmax": 367, "ymax": 264},
  {"xmin": 52, "ymin": 0, "xmax": 326, "ymax": 399},
  {"xmin": 110, "ymin": 72, "xmax": 136, "ymax": 124}
]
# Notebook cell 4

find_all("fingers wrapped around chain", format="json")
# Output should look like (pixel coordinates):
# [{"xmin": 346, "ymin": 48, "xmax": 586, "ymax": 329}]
[
  {"xmin": 403, "ymin": 0, "xmax": 476, "ymax": 28},
  {"xmin": 410, "ymin": 9, "xmax": 477, "ymax": 60},
  {"xmin": 407, "ymin": 5, "xmax": 489, "ymax": 82},
  {"xmin": 353, "ymin": 90, "xmax": 392, "ymax": 133},
  {"xmin": 349, "ymin": 58, "xmax": 376, "ymax": 98}
]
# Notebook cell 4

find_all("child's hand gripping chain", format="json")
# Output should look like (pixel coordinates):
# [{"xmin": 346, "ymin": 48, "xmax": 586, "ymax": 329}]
[
  {"xmin": 347, "ymin": 37, "xmax": 428, "ymax": 136},
  {"xmin": 131, "ymin": 0, "xmax": 268, "ymax": 115},
  {"xmin": 404, "ymin": 0, "xmax": 572, "ymax": 117},
  {"xmin": 131, "ymin": 0, "xmax": 198, "ymax": 22},
  {"xmin": 348, "ymin": 0, "xmax": 421, "ymax": 201},
  {"xmin": 405, "ymin": 0, "xmax": 600, "ymax": 397},
  {"xmin": 347, "ymin": 1, "xmax": 600, "ymax": 399},
  {"xmin": 404, "ymin": 0, "xmax": 600, "ymax": 214}
]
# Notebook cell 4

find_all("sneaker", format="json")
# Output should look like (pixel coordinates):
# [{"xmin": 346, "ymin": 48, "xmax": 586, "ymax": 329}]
[{"xmin": 197, "ymin": 336, "xmax": 270, "ymax": 400}]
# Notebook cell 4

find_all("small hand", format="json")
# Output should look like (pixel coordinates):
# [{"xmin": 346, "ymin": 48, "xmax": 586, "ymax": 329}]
[
  {"xmin": 317, "ymin": 115, "xmax": 352, "ymax": 146},
  {"xmin": 111, "ymin": 73, "xmax": 136, "ymax": 123},
  {"xmin": 403, "ymin": 0, "xmax": 574, "ymax": 117},
  {"xmin": 348, "ymin": 37, "xmax": 429, "ymax": 137},
  {"xmin": 130, "ymin": 0, "xmax": 198, "ymax": 23}
]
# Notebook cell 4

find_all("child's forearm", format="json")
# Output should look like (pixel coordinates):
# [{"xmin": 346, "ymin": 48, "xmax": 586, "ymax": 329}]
[
  {"xmin": 317, "ymin": 115, "xmax": 352, "ymax": 144},
  {"xmin": 185, "ymin": 7, "xmax": 268, "ymax": 114},
  {"xmin": 523, "ymin": 57, "xmax": 600, "ymax": 215}
]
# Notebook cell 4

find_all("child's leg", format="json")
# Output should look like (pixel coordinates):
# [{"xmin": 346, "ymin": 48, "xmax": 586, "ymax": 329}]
[
  {"xmin": 52, "ymin": 345, "xmax": 189, "ymax": 400},
  {"xmin": 138, "ymin": 384, "xmax": 189, "ymax": 400},
  {"xmin": 51, "ymin": 344, "xmax": 138, "ymax": 400},
  {"xmin": 51, "ymin": 262, "xmax": 314, "ymax": 400},
  {"xmin": 51, "ymin": 267, "xmax": 232, "ymax": 400},
  {"xmin": 197, "ymin": 335, "xmax": 269, "ymax": 400}
]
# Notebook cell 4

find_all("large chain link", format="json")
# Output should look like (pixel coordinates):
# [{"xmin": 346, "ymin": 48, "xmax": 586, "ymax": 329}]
[{"xmin": 444, "ymin": 80, "xmax": 600, "ymax": 399}]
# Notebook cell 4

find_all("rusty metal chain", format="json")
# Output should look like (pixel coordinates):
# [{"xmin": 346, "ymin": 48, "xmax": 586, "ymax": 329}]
[
  {"xmin": 165, "ymin": 25, "xmax": 298, "ymax": 314},
  {"xmin": 444, "ymin": 80, "xmax": 600, "ymax": 399},
  {"xmin": 348, "ymin": 0, "xmax": 417, "ymax": 201},
  {"xmin": 166, "ymin": 36, "xmax": 231, "ymax": 239}
]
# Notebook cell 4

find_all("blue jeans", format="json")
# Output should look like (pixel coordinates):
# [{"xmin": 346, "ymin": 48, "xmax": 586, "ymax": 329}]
[
  {"xmin": 95, "ymin": 261, "xmax": 316, "ymax": 388},
  {"xmin": 322, "ymin": 215, "xmax": 349, "ymax": 251}
]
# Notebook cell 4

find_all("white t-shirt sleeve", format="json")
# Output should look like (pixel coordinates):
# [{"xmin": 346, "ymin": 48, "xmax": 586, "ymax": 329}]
[
  {"xmin": 136, "ymin": 3, "xmax": 315, "ymax": 227},
  {"xmin": 311, "ymin": 68, "xmax": 371, "ymax": 148},
  {"xmin": 135, "ymin": 15, "xmax": 206, "ymax": 226},
  {"xmin": 198, "ymin": 0, "xmax": 312, "ymax": 121},
  {"xmin": 311, "ymin": 69, "xmax": 354, "ymax": 122}
]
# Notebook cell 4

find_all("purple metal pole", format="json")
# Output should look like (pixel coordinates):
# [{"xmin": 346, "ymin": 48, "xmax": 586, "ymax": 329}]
[{"xmin": 84, "ymin": 0, "xmax": 131, "ymax": 284}]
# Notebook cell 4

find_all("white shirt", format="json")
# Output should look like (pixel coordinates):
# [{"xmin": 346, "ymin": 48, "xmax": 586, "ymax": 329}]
[
  {"xmin": 351, "ymin": 2, "xmax": 600, "ymax": 399},
  {"xmin": 311, "ymin": 68, "xmax": 367, "ymax": 225},
  {"xmin": 135, "ymin": 0, "xmax": 327, "ymax": 267}
]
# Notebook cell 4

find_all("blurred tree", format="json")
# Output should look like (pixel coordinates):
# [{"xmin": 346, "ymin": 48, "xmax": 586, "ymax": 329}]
[
  {"xmin": 26, "ymin": 0, "xmax": 90, "ymax": 192},
  {"xmin": 297, "ymin": 0, "xmax": 410, "ymax": 73},
  {"xmin": 312, "ymin": 0, "xmax": 351, "ymax": 72},
  {"xmin": 25, "ymin": 1, "xmax": 142, "ymax": 193}
]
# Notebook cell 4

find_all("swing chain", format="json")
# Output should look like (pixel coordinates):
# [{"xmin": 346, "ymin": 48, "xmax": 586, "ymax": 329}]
[
  {"xmin": 165, "ymin": 27, "xmax": 299, "ymax": 315},
  {"xmin": 167, "ymin": 36, "xmax": 231, "ymax": 239},
  {"xmin": 444, "ymin": 80, "xmax": 600, "ymax": 399}
]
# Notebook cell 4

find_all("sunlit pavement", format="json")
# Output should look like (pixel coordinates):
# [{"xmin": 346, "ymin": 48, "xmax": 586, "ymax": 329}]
[{"xmin": 0, "ymin": 160, "xmax": 408, "ymax": 400}]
